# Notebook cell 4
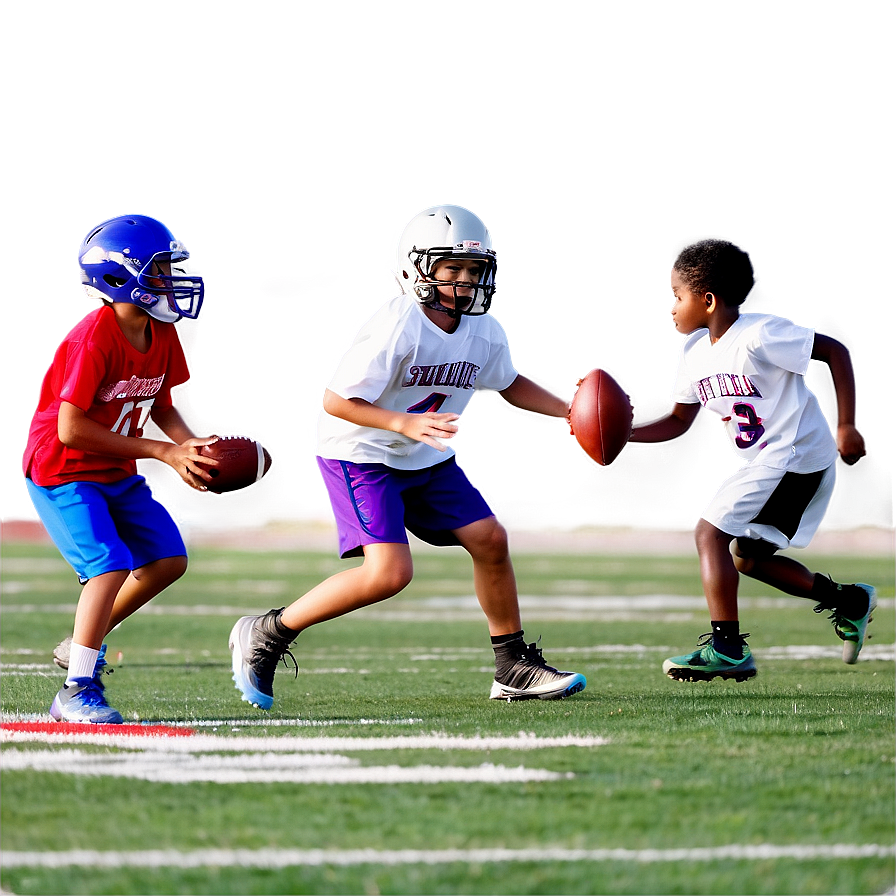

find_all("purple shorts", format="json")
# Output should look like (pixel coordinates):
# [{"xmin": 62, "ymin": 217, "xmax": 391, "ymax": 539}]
[{"xmin": 317, "ymin": 457, "xmax": 494, "ymax": 558}]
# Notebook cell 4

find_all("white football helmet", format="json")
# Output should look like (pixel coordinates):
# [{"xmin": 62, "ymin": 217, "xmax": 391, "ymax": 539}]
[{"xmin": 396, "ymin": 206, "xmax": 496, "ymax": 316}]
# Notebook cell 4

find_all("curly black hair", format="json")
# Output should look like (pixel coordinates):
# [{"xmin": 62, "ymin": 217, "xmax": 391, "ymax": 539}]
[{"xmin": 673, "ymin": 239, "xmax": 754, "ymax": 306}]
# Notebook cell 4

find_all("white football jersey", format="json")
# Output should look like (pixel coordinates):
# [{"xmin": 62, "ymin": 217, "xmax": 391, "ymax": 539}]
[
  {"xmin": 318, "ymin": 294, "xmax": 518, "ymax": 469},
  {"xmin": 673, "ymin": 313, "xmax": 837, "ymax": 473}
]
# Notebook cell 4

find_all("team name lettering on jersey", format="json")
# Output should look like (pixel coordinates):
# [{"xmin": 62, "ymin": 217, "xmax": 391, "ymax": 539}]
[
  {"xmin": 96, "ymin": 374, "xmax": 165, "ymax": 403},
  {"xmin": 403, "ymin": 361, "xmax": 480, "ymax": 390},
  {"xmin": 694, "ymin": 373, "xmax": 762, "ymax": 406}
]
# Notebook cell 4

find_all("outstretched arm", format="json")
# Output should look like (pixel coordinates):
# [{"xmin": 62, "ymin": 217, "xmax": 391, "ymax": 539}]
[
  {"xmin": 629, "ymin": 402, "xmax": 700, "ymax": 443},
  {"xmin": 499, "ymin": 375, "xmax": 570, "ymax": 418},
  {"xmin": 812, "ymin": 333, "xmax": 865, "ymax": 464}
]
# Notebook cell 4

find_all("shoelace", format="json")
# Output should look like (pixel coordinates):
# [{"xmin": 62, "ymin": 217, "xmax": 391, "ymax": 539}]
[
  {"xmin": 513, "ymin": 640, "xmax": 563, "ymax": 677},
  {"xmin": 813, "ymin": 604, "xmax": 856, "ymax": 641},
  {"xmin": 523, "ymin": 642, "xmax": 550, "ymax": 667},
  {"xmin": 694, "ymin": 632, "xmax": 751, "ymax": 653},
  {"xmin": 251, "ymin": 637, "xmax": 299, "ymax": 679}
]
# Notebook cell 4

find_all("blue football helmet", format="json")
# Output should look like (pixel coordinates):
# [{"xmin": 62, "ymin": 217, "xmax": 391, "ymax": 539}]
[
  {"xmin": 78, "ymin": 215, "xmax": 204, "ymax": 322},
  {"xmin": 396, "ymin": 206, "xmax": 496, "ymax": 317}
]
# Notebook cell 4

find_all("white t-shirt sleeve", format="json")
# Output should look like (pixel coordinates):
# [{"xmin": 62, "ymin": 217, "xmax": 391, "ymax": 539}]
[
  {"xmin": 672, "ymin": 330, "xmax": 706, "ymax": 403},
  {"xmin": 472, "ymin": 318, "xmax": 517, "ymax": 391},
  {"xmin": 750, "ymin": 316, "xmax": 815, "ymax": 376}
]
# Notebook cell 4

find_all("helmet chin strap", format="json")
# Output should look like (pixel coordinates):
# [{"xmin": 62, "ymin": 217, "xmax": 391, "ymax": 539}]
[
  {"xmin": 423, "ymin": 298, "xmax": 464, "ymax": 319},
  {"xmin": 418, "ymin": 282, "xmax": 476, "ymax": 319}
]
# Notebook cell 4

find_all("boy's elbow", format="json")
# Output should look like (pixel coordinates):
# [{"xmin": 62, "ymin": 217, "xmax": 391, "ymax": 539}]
[
  {"xmin": 322, "ymin": 389, "xmax": 341, "ymax": 416},
  {"xmin": 56, "ymin": 420, "xmax": 79, "ymax": 448}
]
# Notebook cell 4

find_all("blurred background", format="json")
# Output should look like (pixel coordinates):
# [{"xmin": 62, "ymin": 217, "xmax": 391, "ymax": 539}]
[{"xmin": 2, "ymin": 1, "xmax": 892, "ymax": 547}]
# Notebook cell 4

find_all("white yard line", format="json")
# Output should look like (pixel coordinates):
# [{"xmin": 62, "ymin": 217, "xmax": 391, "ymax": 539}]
[
  {"xmin": 0, "ymin": 731, "xmax": 608, "ymax": 751},
  {"xmin": 1, "ymin": 843, "xmax": 892, "ymax": 869},
  {"xmin": 6, "ymin": 596, "xmax": 892, "ymax": 615},
  {"xmin": 0, "ymin": 749, "xmax": 570, "ymax": 784}
]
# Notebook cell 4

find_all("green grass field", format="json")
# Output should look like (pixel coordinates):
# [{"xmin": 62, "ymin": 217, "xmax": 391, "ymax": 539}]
[{"xmin": 1, "ymin": 538, "xmax": 894, "ymax": 895}]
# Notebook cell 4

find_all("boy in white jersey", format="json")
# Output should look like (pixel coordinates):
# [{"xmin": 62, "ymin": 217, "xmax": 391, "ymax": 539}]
[
  {"xmin": 630, "ymin": 239, "xmax": 875, "ymax": 681},
  {"xmin": 229, "ymin": 206, "xmax": 586, "ymax": 708}
]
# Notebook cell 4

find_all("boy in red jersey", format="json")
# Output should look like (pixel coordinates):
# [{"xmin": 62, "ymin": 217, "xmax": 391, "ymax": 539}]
[{"xmin": 24, "ymin": 215, "xmax": 218, "ymax": 723}]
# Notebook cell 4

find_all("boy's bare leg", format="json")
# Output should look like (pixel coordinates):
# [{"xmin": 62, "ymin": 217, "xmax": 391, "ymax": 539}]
[
  {"xmin": 694, "ymin": 519, "xmax": 740, "ymax": 621},
  {"xmin": 453, "ymin": 516, "xmax": 522, "ymax": 636},
  {"xmin": 454, "ymin": 516, "xmax": 586, "ymax": 700},
  {"xmin": 72, "ymin": 570, "xmax": 129, "ymax": 650},
  {"xmin": 230, "ymin": 542, "xmax": 413, "ymax": 709},
  {"xmin": 280, "ymin": 542, "xmax": 414, "ymax": 633},
  {"xmin": 106, "ymin": 555, "xmax": 189, "ymax": 632},
  {"xmin": 733, "ymin": 548, "xmax": 815, "ymax": 596}
]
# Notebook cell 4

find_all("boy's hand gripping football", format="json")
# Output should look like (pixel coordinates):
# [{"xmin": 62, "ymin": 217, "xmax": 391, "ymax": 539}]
[
  {"xmin": 400, "ymin": 412, "xmax": 460, "ymax": 451},
  {"xmin": 162, "ymin": 437, "xmax": 220, "ymax": 491}
]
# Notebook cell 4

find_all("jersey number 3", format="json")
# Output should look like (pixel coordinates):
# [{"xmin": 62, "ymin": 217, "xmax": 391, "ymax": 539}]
[{"xmin": 732, "ymin": 402, "xmax": 765, "ymax": 449}]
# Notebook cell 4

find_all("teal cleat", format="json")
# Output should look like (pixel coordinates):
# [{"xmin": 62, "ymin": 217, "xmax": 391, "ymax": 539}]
[
  {"xmin": 663, "ymin": 634, "xmax": 757, "ymax": 682},
  {"xmin": 816, "ymin": 584, "xmax": 877, "ymax": 664}
]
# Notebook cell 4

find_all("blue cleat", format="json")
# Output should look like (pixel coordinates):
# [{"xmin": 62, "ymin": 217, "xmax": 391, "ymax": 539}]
[{"xmin": 49, "ymin": 677, "xmax": 124, "ymax": 724}]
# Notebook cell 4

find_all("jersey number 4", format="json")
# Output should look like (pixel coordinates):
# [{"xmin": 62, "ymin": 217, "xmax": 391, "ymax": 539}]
[{"xmin": 407, "ymin": 393, "xmax": 448, "ymax": 414}]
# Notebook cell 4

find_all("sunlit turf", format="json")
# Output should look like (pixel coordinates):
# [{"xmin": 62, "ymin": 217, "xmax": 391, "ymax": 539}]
[{"xmin": 1, "ymin": 539, "xmax": 893, "ymax": 895}]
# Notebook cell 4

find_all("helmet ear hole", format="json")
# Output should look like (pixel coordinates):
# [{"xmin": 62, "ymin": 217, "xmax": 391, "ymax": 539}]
[{"xmin": 104, "ymin": 274, "xmax": 128, "ymax": 288}]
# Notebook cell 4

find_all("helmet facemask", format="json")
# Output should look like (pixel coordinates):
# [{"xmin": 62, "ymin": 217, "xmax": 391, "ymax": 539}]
[
  {"xmin": 407, "ymin": 244, "xmax": 496, "ymax": 318},
  {"xmin": 132, "ymin": 250, "xmax": 204, "ymax": 322}
]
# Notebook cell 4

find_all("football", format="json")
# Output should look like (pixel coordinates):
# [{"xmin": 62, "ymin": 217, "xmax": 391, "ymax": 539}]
[
  {"xmin": 199, "ymin": 436, "xmax": 272, "ymax": 494},
  {"xmin": 569, "ymin": 369, "xmax": 633, "ymax": 466}
]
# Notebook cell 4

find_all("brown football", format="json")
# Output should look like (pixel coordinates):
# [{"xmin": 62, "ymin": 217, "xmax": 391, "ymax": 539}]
[
  {"xmin": 199, "ymin": 436, "xmax": 272, "ymax": 493},
  {"xmin": 569, "ymin": 369, "xmax": 633, "ymax": 466}
]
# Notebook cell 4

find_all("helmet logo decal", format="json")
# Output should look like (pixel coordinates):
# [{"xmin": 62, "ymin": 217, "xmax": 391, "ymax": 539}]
[{"xmin": 461, "ymin": 240, "xmax": 482, "ymax": 251}]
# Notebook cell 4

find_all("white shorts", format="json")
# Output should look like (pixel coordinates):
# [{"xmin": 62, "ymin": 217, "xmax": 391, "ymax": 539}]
[{"xmin": 702, "ymin": 463, "xmax": 835, "ymax": 550}]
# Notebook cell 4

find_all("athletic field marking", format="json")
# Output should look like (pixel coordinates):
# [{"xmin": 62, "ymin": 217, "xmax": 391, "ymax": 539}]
[
  {"xmin": 0, "ymin": 721, "xmax": 192, "ymax": 737},
  {"xmin": 8, "ymin": 596, "xmax": 890, "ymax": 615},
  {"xmin": 1, "ymin": 843, "xmax": 892, "ymax": 869},
  {"xmin": 0, "ymin": 731, "xmax": 608, "ymax": 752},
  {"xmin": 0, "ymin": 714, "xmax": 422, "ymax": 728},
  {"xmin": 0, "ymin": 748, "xmax": 568, "ymax": 785},
  {"xmin": 3, "ymin": 640, "xmax": 891, "ymax": 676},
  {"xmin": 183, "ymin": 717, "xmax": 426, "ymax": 728}
]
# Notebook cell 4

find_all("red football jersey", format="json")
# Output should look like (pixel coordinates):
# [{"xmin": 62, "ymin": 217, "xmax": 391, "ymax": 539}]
[{"xmin": 24, "ymin": 305, "xmax": 190, "ymax": 486}]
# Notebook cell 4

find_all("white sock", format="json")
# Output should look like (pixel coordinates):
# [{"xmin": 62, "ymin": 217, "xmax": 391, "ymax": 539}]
[{"xmin": 66, "ymin": 644, "xmax": 99, "ymax": 685}]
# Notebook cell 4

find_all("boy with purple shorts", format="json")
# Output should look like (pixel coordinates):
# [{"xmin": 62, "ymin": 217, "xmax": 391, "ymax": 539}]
[
  {"xmin": 24, "ymin": 215, "xmax": 217, "ymax": 724},
  {"xmin": 230, "ymin": 206, "xmax": 587, "ymax": 709}
]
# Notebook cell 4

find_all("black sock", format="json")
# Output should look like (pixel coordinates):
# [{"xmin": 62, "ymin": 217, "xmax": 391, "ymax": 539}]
[
  {"xmin": 491, "ymin": 631, "xmax": 525, "ymax": 679},
  {"xmin": 811, "ymin": 575, "xmax": 869, "ymax": 617},
  {"xmin": 272, "ymin": 609, "xmax": 300, "ymax": 641},
  {"xmin": 711, "ymin": 621, "xmax": 743, "ymax": 659},
  {"xmin": 810, "ymin": 574, "xmax": 839, "ymax": 608},
  {"xmin": 491, "ymin": 630, "xmax": 524, "ymax": 647}
]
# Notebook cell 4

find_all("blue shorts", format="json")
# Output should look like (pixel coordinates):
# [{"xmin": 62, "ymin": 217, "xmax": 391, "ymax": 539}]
[
  {"xmin": 317, "ymin": 457, "xmax": 494, "ymax": 559},
  {"xmin": 26, "ymin": 475, "xmax": 187, "ymax": 584}
]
